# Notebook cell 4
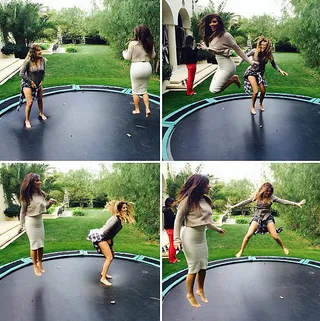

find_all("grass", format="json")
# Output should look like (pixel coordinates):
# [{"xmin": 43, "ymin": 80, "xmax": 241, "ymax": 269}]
[
  {"xmin": 0, "ymin": 44, "xmax": 160, "ymax": 100},
  {"xmin": 0, "ymin": 208, "xmax": 160, "ymax": 267},
  {"xmin": 163, "ymin": 52, "xmax": 320, "ymax": 117},
  {"xmin": 162, "ymin": 217, "xmax": 320, "ymax": 278}
]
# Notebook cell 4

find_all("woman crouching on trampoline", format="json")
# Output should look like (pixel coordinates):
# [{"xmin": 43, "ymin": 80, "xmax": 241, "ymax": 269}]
[
  {"xmin": 198, "ymin": 14, "xmax": 258, "ymax": 94},
  {"xmin": 243, "ymin": 36, "xmax": 288, "ymax": 115},
  {"xmin": 19, "ymin": 44, "xmax": 47, "ymax": 128},
  {"xmin": 87, "ymin": 200, "xmax": 135, "ymax": 286},
  {"xmin": 123, "ymin": 25, "xmax": 156, "ymax": 117},
  {"xmin": 18, "ymin": 173, "xmax": 56, "ymax": 276},
  {"xmin": 229, "ymin": 182, "xmax": 305, "ymax": 258},
  {"xmin": 174, "ymin": 174, "xmax": 226, "ymax": 308}
]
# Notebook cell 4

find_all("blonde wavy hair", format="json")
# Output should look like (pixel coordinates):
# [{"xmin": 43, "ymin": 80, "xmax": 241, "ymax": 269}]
[
  {"xmin": 104, "ymin": 200, "xmax": 136, "ymax": 224},
  {"xmin": 254, "ymin": 36, "xmax": 273, "ymax": 62},
  {"xmin": 252, "ymin": 182, "xmax": 274, "ymax": 204}
]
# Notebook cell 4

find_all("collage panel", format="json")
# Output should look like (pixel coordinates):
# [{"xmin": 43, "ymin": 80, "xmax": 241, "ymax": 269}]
[
  {"xmin": 0, "ymin": 161, "xmax": 160, "ymax": 321},
  {"xmin": 162, "ymin": 162, "xmax": 320, "ymax": 320},
  {"xmin": 162, "ymin": 0, "xmax": 320, "ymax": 161},
  {"xmin": 0, "ymin": 0, "xmax": 160, "ymax": 161}
]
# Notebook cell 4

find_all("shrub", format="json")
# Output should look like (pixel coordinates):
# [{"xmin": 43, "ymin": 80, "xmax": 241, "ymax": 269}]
[
  {"xmin": 46, "ymin": 205, "xmax": 56, "ymax": 214},
  {"xmin": 72, "ymin": 208, "xmax": 85, "ymax": 216},
  {"xmin": 236, "ymin": 217, "xmax": 249, "ymax": 224},
  {"xmin": 1, "ymin": 43, "xmax": 16, "ymax": 55},
  {"xmin": 39, "ymin": 43, "xmax": 50, "ymax": 50},
  {"xmin": 66, "ymin": 45, "xmax": 78, "ymax": 53},
  {"xmin": 4, "ymin": 204, "xmax": 20, "ymax": 217},
  {"xmin": 162, "ymin": 62, "xmax": 173, "ymax": 81},
  {"xmin": 212, "ymin": 214, "xmax": 220, "ymax": 222}
]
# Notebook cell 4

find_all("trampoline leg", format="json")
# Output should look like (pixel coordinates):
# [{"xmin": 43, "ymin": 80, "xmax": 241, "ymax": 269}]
[{"xmin": 186, "ymin": 273, "xmax": 201, "ymax": 307}]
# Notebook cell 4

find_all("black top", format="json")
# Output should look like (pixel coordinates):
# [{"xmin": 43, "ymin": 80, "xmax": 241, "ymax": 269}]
[
  {"xmin": 163, "ymin": 208, "xmax": 176, "ymax": 229},
  {"xmin": 183, "ymin": 46, "xmax": 199, "ymax": 64},
  {"xmin": 247, "ymin": 49, "xmax": 280, "ymax": 74}
]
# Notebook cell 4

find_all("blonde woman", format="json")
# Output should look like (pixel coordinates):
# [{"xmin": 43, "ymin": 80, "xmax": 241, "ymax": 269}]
[
  {"xmin": 87, "ymin": 200, "xmax": 135, "ymax": 286},
  {"xmin": 230, "ymin": 182, "xmax": 305, "ymax": 258},
  {"xmin": 19, "ymin": 44, "xmax": 47, "ymax": 128},
  {"xmin": 123, "ymin": 25, "xmax": 156, "ymax": 117},
  {"xmin": 174, "ymin": 174, "xmax": 226, "ymax": 308},
  {"xmin": 243, "ymin": 37, "xmax": 288, "ymax": 114},
  {"xmin": 18, "ymin": 173, "xmax": 56, "ymax": 276}
]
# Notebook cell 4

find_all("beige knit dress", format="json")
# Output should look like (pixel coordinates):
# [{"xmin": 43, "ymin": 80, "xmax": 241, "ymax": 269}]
[
  {"xmin": 123, "ymin": 40, "xmax": 156, "ymax": 95},
  {"xmin": 20, "ymin": 193, "xmax": 47, "ymax": 250}
]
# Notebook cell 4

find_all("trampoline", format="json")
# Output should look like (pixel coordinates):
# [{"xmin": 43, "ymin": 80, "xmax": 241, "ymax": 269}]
[
  {"xmin": 162, "ymin": 256, "xmax": 320, "ymax": 321},
  {"xmin": 0, "ymin": 85, "xmax": 160, "ymax": 160},
  {"xmin": 163, "ymin": 93, "xmax": 320, "ymax": 160},
  {"xmin": 0, "ymin": 250, "xmax": 160, "ymax": 321}
]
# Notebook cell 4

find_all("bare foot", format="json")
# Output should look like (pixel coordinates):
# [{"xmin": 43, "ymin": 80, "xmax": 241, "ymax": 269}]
[
  {"xmin": 25, "ymin": 120, "xmax": 32, "ymax": 128},
  {"xmin": 186, "ymin": 294, "xmax": 201, "ymax": 308},
  {"xmin": 100, "ymin": 278, "xmax": 112, "ymax": 286},
  {"xmin": 259, "ymin": 103, "xmax": 265, "ymax": 111},
  {"xmin": 39, "ymin": 114, "xmax": 47, "ymax": 120},
  {"xmin": 101, "ymin": 273, "xmax": 112, "ymax": 279},
  {"xmin": 234, "ymin": 75, "xmax": 241, "ymax": 88},
  {"xmin": 283, "ymin": 248, "xmax": 289, "ymax": 255},
  {"xmin": 251, "ymin": 107, "xmax": 256, "ymax": 115},
  {"xmin": 146, "ymin": 109, "xmax": 151, "ymax": 118},
  {"xmin": 236, "ymin": 250, "xmax": 242, "ymax": 258},
  {"xmin": 33, "ymin": 265, "xmax": 42, "ymax": 276},
  {"xmin": 132, "ymin": 110, "xmax": 140, "ymax": 115},
  {"xmin": 37, "ymin": 263, "xmax": 45, "ymax": 273},
  {"xmin": 196, "ymin": 289, "xmax": 208, "ymax": 303}
]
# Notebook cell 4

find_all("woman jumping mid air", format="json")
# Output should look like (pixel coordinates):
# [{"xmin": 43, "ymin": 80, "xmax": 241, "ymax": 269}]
[
  {"xmin": 243, "ymin": 36, "xmax": 288, "ymax": 115},
  {"xmin": 229, "ymin": 182, "xmax": 305, "ymax": 258}
]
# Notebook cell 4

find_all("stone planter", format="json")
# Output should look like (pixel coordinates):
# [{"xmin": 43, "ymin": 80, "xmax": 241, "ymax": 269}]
[
  {"xmin": 5, "ymin": 216, "xmax": 19, "ymax": 221},
  {"xmin": 162, "ymin": 80, "xmax": 170, "ymax": 91},
  {"xmin": 1, "ymin": 53, "xmax": 15, "ymax": 59}
]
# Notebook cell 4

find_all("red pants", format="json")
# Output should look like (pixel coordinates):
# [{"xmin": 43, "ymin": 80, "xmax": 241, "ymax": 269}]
[
  {"xmin": 186, "ymin": 64, "xmax": 197, "ymax": 95},
  {"xmin": 165, "ymin": 229, "xmax": 177, "ymax": 263}
]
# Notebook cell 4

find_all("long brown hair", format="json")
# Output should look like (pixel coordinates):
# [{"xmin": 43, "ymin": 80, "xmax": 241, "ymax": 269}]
[
  {"xmin": 252, "ymin": 182, "xmax": 274, "ymax": 204},
  {"xmin": 133, "ymin": 25, "xmax": 154, "ymax": 58},
  {"xmin": 254, "ymin": 36, "xmax": 273, "ymax": 62},
  {"xmin": 105, "ymin": 200, "xmax": 136, "ymax": 224},
  {"xmin": 200, "ymin": 14, "xmax": 225, "ymax": 46},
  {"xmin": 175, "ymin": 174, "xmax": 212, "ymax": 209},
  {"xmin": 19, "ymin": 173, "xmax": 46, "ymax": 206}
]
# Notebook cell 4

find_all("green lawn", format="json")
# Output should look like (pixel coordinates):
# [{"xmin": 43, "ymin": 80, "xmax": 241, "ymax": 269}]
[
  {"xmin": 0, "ymin": 45, "xmax": 160, "ymax": 100},
  {"xmin": 0, "ymin": 208, "xmax": 159, "ymax": 267},
  {"xmin": 163, "ymin": 52, "xmax": 320, "ymax": 117},
  {"xmin": 163, "ymin": 218, "xmax": 320, "ymax": 278}
]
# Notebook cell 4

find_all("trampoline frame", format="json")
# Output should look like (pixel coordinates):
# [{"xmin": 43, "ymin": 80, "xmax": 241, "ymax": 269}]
[
  {"xmin": 162, "ymin": 256, "xmax": 320, "ymax": 298},
  {"xmin": 0, "ymin": 84, "xmax": 160, "ymax": 117},
  {"xmin": 162, "ymin": 93, "xmax": 320, "ymax": 160},
  {"xmin": 0, "ymin": 250, "xmax": 160, "ymax": 280}
]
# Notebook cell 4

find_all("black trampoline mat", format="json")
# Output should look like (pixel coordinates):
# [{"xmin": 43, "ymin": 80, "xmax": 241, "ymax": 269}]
[
  {"xmin": 0, "ymin": 91, "xmax": 160, "ymax": 160},
  {"xmin": 0, "ymin": 257, "xmax": 160, "ymax": 321},
  {"xmin": 169, "ymin": 98, "xmax": 320, "ymax": 160},
  {"xmin": 163, "ymin": 261, "xmax": 320, "ymax": 321}
]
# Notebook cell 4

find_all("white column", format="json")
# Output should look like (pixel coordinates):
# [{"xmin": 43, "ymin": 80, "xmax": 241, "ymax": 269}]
[{"xmin": 168, "ymin": 24, "xmax": 177, "ymax": 71}]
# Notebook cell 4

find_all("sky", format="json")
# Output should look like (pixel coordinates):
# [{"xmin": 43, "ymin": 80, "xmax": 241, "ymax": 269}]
[
  {"xmin": 164, "ymin": 161, "xmax": 273, "ymax": 185},
  {"xmin": 31, "ymin": 0, "xmax": 102, "ymax": 11},
  {"xmin": 196, "ymin": 0, "xmax": 286, "ymax": 18}
]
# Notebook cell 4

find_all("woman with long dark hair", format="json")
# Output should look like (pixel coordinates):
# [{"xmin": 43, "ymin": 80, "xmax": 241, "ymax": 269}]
[
  {"xmin": 163, "ymin": 197, "xmax": 179, "ymax": 263},
  {"xmin": 174, "ymin": 174, "xmax": 226, "ymax": 308},
  {"xmin": 230, "ymin": 182, "xmax": 305, "ymax": 257},
  {"xmin": 87, "ymin": 200, "xmax": 136, "ymax": 286},
  {"xmin": 19, "ymin": 44, "xmax": 47, "ymax": 128},
  {"xmin": 18, "ymin": 173, "xmax": 55, "ymax": 276},
  {"xmin": 243, "ymin": 36, "xmax": 288, "ymax": 114},
  {"xmin": 123, "ymin": 25, "xmax": 156, "ymax": 117},
  {"xmin": 198, "ymin": 14, "xmax": 258, "ymax": 94}
]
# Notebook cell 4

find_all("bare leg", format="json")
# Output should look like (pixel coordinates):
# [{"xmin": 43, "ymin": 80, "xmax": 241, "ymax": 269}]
[
  {"xmin": 142, "ymin": 93, "xmax": 151, "ymax": 117},
  {"xmin": 267, "ymin": 222, "xmax": 289, "ymax": 255},
  {"xmin": 186, "ymin": 273, "xmax": 200, "ymax": 307},
  {"xmin": 37, "ymin": 247, "xmax": 45, "ymax": 272},
  {"xmin": 258, "ymin": 82, "xmax": 266, "ymax": 111},
  {"xmin": 37, "ymin": 86, "xmax": 47, "ymax": 120},
  {"xmin": 236, "ymin": 221, "xmax": 258, "ymax": 257},
  {"xmin": 248, "ymin": 76, "xmax": 259, "ymax": 115},
  {"xmin": 132, "ymin": 94, "xmax": 140, "ymax": 114},
  {"xmin": 196, "ymin": 269, "xmax": 208, "ymax": 303},
  {"xmin": 30, "ymin": 249, "xmax": 41, "ymax": 276},
  {"xmin": 98, "ymin": 241, "xmax": 113, "ymax": 286},
  {"xmin": 23, "ymin": 88, "xmax": 33, "ymax": 128}
]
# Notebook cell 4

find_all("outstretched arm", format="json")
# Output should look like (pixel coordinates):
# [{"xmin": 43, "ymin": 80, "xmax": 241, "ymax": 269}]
[
  {"xmin": 230, "ymin": 197, "xmax": 253, "ymax": 209},
  {"xmin": 273, "ymin": 196, "xmax": 306, "ymax": 207},
  {"xmin": 271, "ymin": 56, "xmax": 288, "ymax": 76}
]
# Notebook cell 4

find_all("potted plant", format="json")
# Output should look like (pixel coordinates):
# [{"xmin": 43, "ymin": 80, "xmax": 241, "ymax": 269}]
[
  {"xmin": 4, "ymin": 204, "xmax": 20, "ymax": 221},
  {"xmin": 1, "ymin": 43, "xmax": 15, "ymax": 58}
]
